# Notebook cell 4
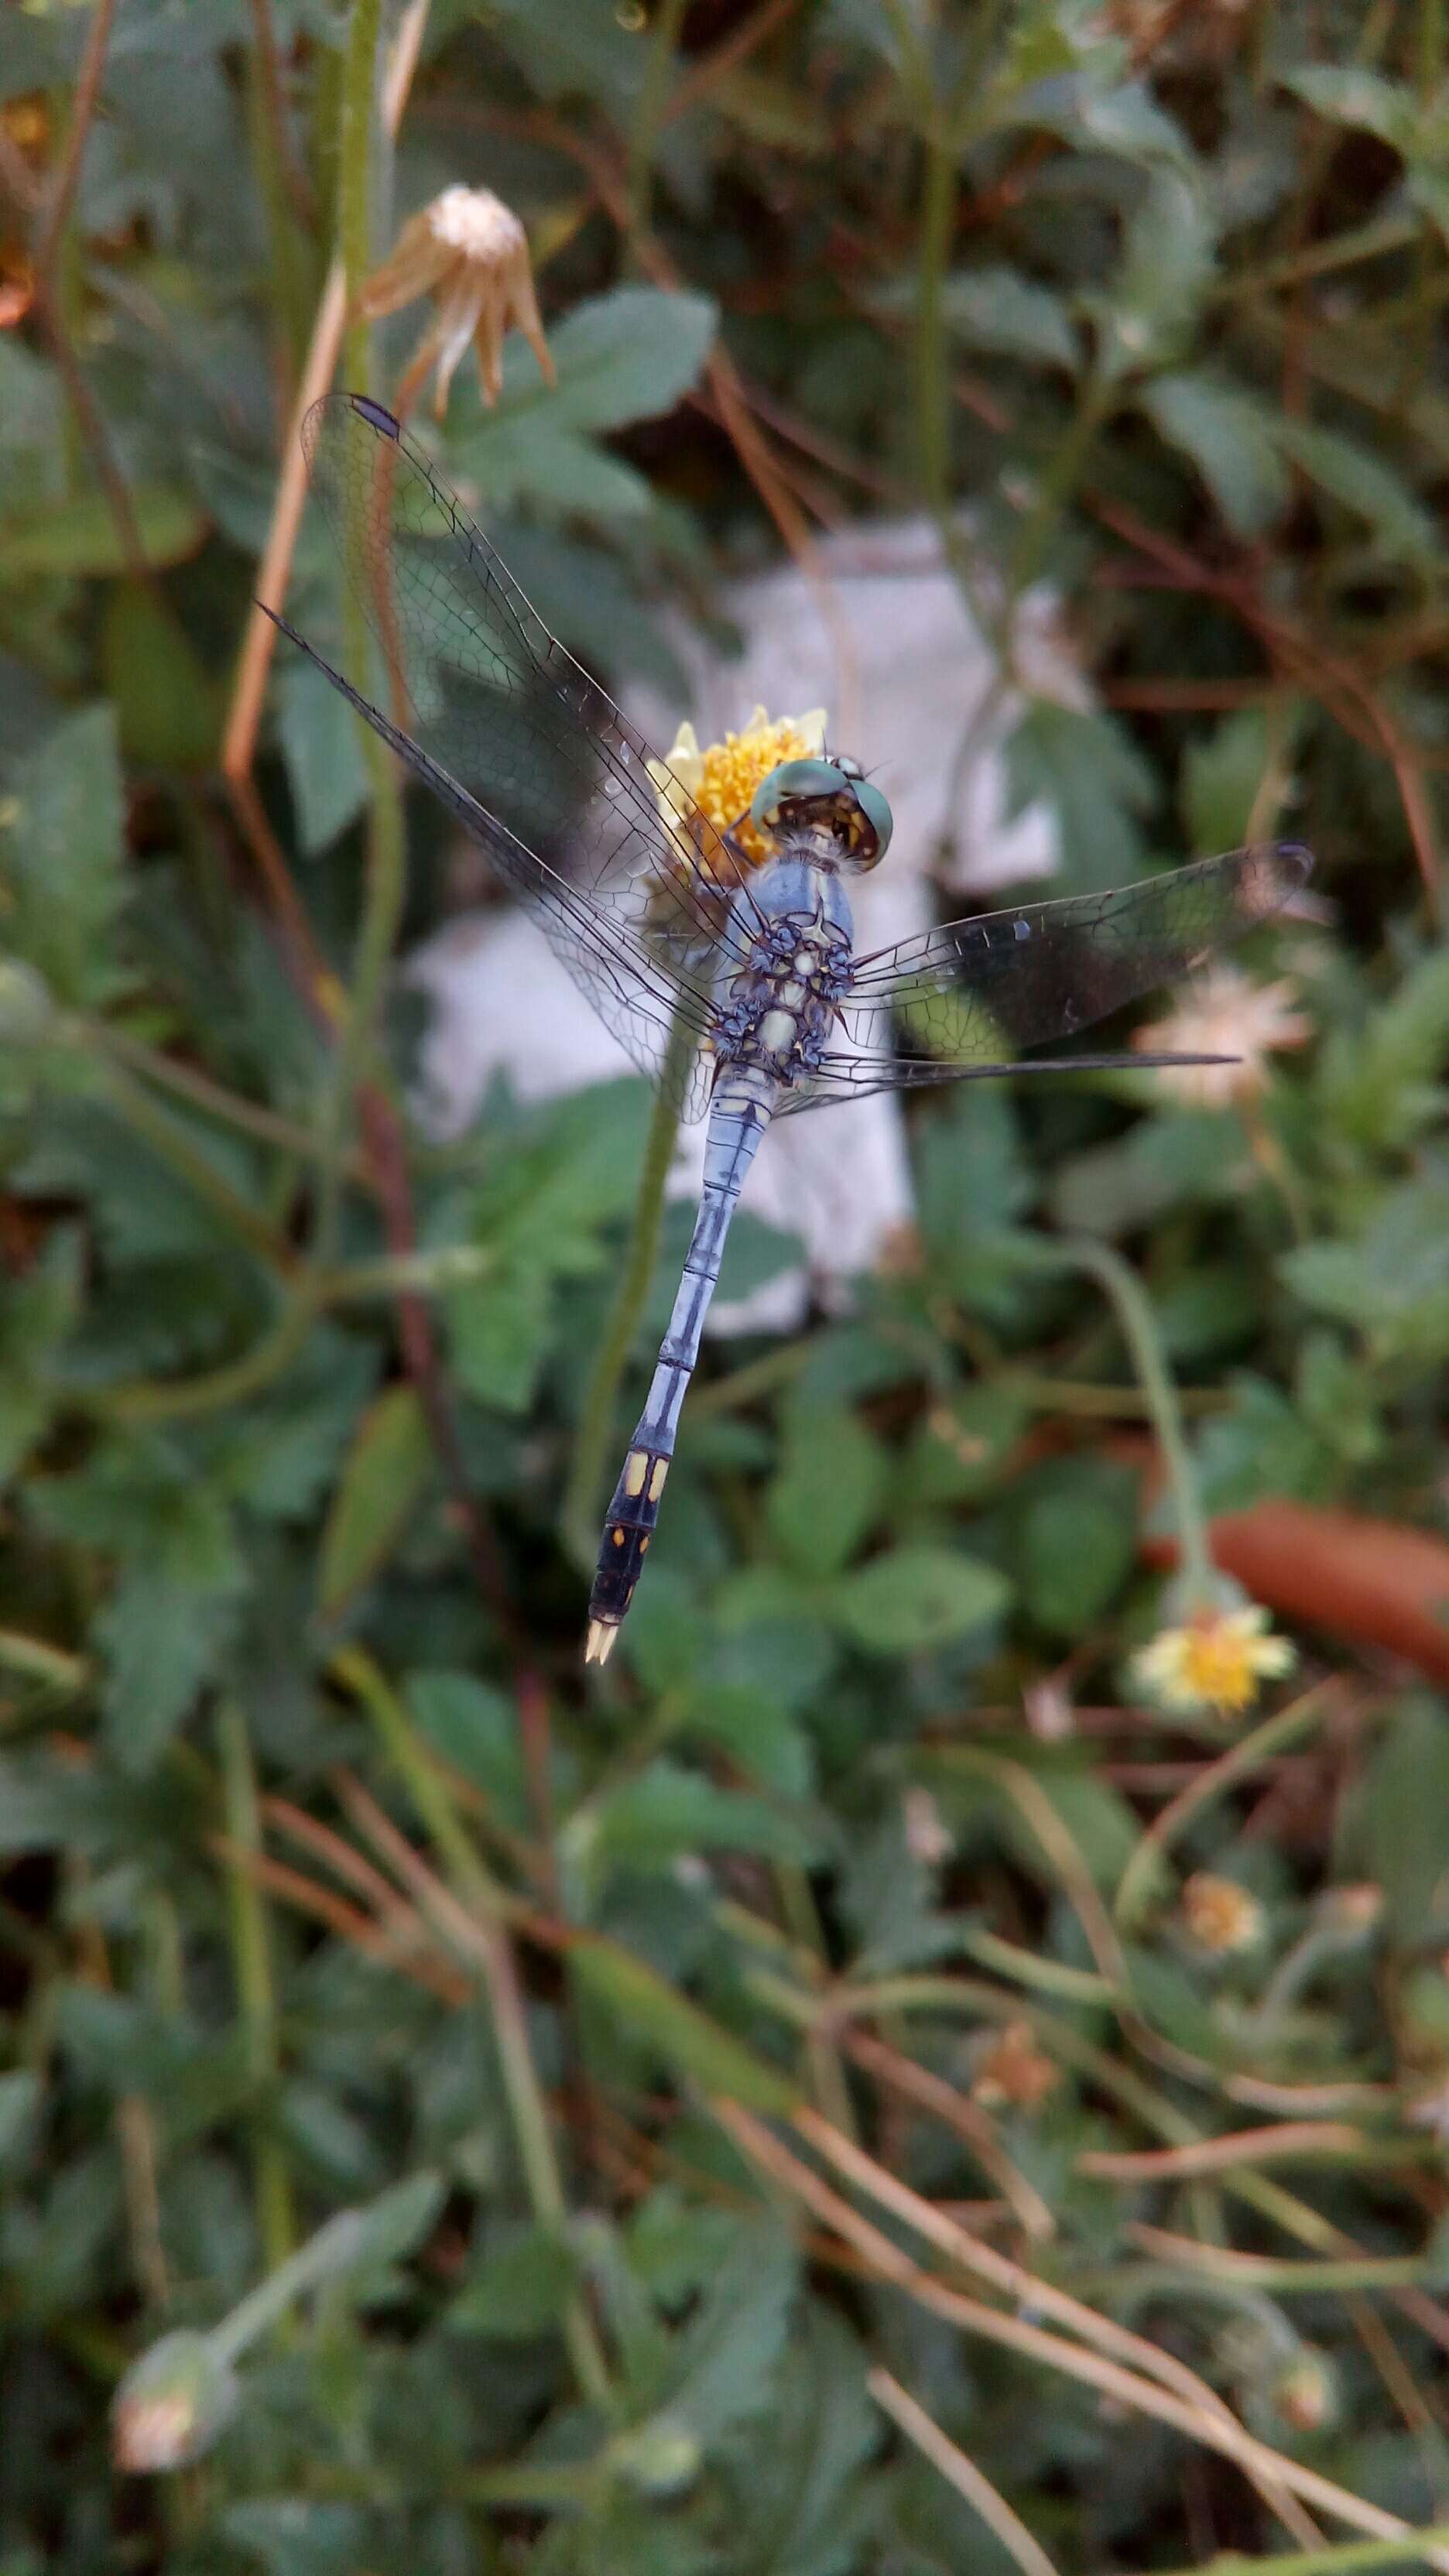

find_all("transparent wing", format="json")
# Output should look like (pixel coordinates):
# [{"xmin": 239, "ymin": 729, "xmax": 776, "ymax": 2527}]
[
  {"xmin": 835, "ymin": 842, "xmax": 1313, "ymax": 1084},
  {"xmin": 775, "ymin": 1047, "xmax": 1242, "ymax": 1116},
  {"xmin": 292, "ymin": 391, "xmax": 759, "ymax": 1119}
]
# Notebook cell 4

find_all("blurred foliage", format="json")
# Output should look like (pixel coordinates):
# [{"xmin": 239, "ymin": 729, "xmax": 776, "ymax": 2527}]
[{"xmin": 2, "ymin": 1, "xmax": 1449, "ymax": 2570}]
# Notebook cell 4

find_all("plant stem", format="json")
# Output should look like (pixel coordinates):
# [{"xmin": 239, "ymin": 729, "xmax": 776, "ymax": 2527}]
[
  {"xmin": 562, "ymin": 1012, "xmax": 694, "ymax": 1570},
  {"xmin": 98, "ymin": 1061, "xmax": 297, "ymax": 1273},
  {"xmin": 215, "ymin": 1704, "xmax": 296, "ymax": 2283},
  {"xmin": 313, "ymin": 0, "xmax": 408, "ymax": 1265},
  {"xmin": 625, "ymin": 0, "xmax": 689, "ymax": 258},
  {"xmin": 1149, "ymin": 2528, "xmax": 1449, "ymax": 2576},
  {"xmin": 334, "ymin": 1648, "xmax": 611, "ymax": 2408},
  {"xmin": 1003, "ymin": 1232, "xmax": 1214, "ymax": 1604}
]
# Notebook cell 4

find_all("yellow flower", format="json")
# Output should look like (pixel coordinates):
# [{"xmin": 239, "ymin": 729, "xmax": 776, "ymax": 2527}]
[
  {"xmin": 646, "ymin": 705, "xmax": 827, "ymax": 880},
  {"xmin": 1132, "ymin": 965, "xmax": 1312, "ymax": 1106},
  {"xmin": 1180, "ymin": 1870, "xmax": 1263, "ymax": 1954},
  {"xmin": 360, "ymin": 184, "xmax": 554, "ymax": 417},
  {"xmin": 1132, "ymin": 1602, "xmax": 1296, "ymax": 1719}
]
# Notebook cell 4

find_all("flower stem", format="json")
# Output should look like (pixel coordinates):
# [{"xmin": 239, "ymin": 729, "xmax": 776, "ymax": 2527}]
[
  {"xmin": 562, "ymin": 1012, "xmax": 694, "ymax": 1572},
  {"xmin": 1002, "ymin": 1233, "xmax": 1214, "ymax": 1603},
  {"xmin": 215, "ymin": 1703, "xmax": 296, "ymax": 2285},
  {"xmin": 313, "ymin": 0, "xmax": 408, "ymax": 1265}
]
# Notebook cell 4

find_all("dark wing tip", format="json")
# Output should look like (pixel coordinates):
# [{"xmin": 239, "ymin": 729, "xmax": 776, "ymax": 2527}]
[
  {"xmin": 347, "ymin": 392, "xmax": 402, "ymax": 440},
  {"xmin": 1238, "ymin": 839, "xmax": 1315, "ymax": 920}
]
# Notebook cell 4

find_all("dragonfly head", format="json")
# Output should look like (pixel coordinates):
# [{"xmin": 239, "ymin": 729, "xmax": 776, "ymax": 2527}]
[{"xmin": 748, "ymin": 755, "xmax": 893, "ymax": 874}]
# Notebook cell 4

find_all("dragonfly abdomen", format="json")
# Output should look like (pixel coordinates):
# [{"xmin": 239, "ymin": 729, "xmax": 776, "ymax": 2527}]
[{"xmin": 586, "ymin": 1069, "xmax": 777, "ymax": 1663}]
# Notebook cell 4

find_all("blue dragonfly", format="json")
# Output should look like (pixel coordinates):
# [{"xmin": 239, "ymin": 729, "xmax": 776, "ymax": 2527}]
[{"xmin": 272, "ymin": 392, "xmax": 1313, "ymax": 1664}]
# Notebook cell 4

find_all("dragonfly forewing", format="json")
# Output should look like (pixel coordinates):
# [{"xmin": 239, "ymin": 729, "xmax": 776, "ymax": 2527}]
[{"xmin": 296, "ymin": 391, "xmax": 763, "ymax": 1118}]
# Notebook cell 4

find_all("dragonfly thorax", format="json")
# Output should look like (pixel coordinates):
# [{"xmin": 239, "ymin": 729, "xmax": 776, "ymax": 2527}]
[{"xmin": 714, "ymin": 858, "xmax": 851, "ymax": 1083}]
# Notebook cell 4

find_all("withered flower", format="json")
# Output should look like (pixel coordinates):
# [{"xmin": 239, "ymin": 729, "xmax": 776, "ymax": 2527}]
[{"xmin": 361, "ymin": 183, "xmax": 554, "ymax": 417}]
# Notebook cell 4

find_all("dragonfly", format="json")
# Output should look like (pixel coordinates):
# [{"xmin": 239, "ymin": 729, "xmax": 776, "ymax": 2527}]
[{"xmin": 271, "ymin": 392, "xmax": 1314, "ymax": 1666}]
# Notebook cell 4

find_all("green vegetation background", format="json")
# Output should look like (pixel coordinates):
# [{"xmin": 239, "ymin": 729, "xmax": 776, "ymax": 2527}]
[{"xmin": 2, "ymin": 2, "xmax": 1449, "ymax": 2568}]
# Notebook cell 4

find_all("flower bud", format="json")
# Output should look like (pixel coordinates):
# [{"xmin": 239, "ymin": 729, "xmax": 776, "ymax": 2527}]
[{"xmin": 111, "ymin": 2330, "xmax": 240, "ymax": 2472}]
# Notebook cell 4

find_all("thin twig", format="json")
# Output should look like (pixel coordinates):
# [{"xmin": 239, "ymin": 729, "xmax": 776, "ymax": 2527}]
[
  {"xmin": 868, "ymin": 2369, "xmax": 1063, "ymax": 2576},
  {"xmin": 33, "ymin": 0, "xmax": 117, "ymax": 283}
]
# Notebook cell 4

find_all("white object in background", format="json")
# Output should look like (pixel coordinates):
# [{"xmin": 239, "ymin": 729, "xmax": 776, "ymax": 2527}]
[{"xmin": 411, "ymin": 520, "xmax": 1084, "ymax": 1331}]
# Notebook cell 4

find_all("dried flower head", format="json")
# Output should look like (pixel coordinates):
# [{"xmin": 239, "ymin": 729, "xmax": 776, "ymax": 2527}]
[
  {"xmin": 361, "ymin": 184, "xmax": 554, "ymax": 417},
  {"xmin": 1132, "ymin": 1601, "xmax": 1296, "ymax": 1721},
  {"xmin": 646, "ymin": 705, "xmax": 828, "ymax": 879},
  {"xmin": 1181, "ymin": 1870, "xmax": 1263, "ymax": 1954},
  {"xmin": 971, "ymin": 2019, "xmax": 1060, "ymax": 2112},
  {"xmin": 1132, "ymin": 965, "xmax": 1312, "ymax": 1107}
]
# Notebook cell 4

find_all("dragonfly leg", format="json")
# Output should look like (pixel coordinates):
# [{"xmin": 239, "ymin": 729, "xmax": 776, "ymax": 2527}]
[{"xmin": 585, "ymin": 1074, "xmax": 776, "ymax": 1664}]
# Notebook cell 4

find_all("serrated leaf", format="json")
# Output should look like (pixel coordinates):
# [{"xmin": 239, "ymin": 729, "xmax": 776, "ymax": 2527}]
[
  {"xmin": 826, "ymin": 1545, "xmax": 1010, "ymax": 1654},
  {"xmin": 454, "ymin": 288, "xmax": 717, "ymax": 517},
  {"xmin": 99, "ymin": 1555, "xmax": 248, "ymax": 1769},
  {"xmin": 315, "ymin": 1384, "xmax": 432, "ymax": 1615},
  {"xmin": 2, "ymin": 704, "xmax": 126, "ymax": 1007},
  {"xmin": 1142, "ymin": 371, "xmax": 1290, "ymax": 536}
]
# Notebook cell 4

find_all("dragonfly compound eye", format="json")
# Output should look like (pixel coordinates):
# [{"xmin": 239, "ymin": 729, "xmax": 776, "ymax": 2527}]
[{"xmin": 749, "ymin": 759, "xmax": 894, "ymax": 867}]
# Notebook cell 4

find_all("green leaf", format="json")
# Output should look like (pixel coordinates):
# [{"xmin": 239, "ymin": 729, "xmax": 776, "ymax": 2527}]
[
  {"xmin": 660, "ymin": 2221, "xmax": 796, "ymax": 2445},
  {"xmin": 942, "ymin": 266, "xmax": 1077, "ymax": 368},
  {"xmin": 315, "ymin": 1384, "xmax": 432, "ymax": 1616},
  {"xmin": 1180, "ymin": 706, "xmax": 1276, "ymax": 852},
  {"xmin": 1095, "ymin": 170, "xmax": 1216, "ymax": 378},
  {"xmin": 444, "ymin": 1261, "xmax": 555, "ymax": 1414},
  {"xmin": 1005, "ymin": 703, "xmax": 1156, "ymax": 891},
  {"xmin": 278, "ymin": 656, "xmax": 370, "ymax": 855},
  {"xmin": 454, "ymin": 288, "xmax": 717, "ymax": 517},
  {"xmin": 1344, "ymin": 1701, "xmax": 1449, "ymax": 1941},
  {"xmin": 764, "ymin": 1404, "xmax": 886, "ymax": 1580},
  {"xmin": 826, "ymin": 1545, "xmax": 1010, "ymax": 1655},
  {"xmin": 1283, "ymin": 65, "xmax": 1415, "ymax": 151},
  {"xmin": 2, "ymin": 704, "xmax": 127, "ymax": 1007},
  {"xmin": 1279, "ymin": 1183, "xmax": 1449, "ymax": 1361},
  {"xmin": 99, "ymin": 1547, "xmax": 248, "ymax": 1770},
  {"xmin": 571, "ymin": 1760, "xmax": 824, "ymax": 1882},
  {"xmin": 1407, "ymin": 163, "xmax": 1449, "ymax": 248},
  {"xmin": 447, "ymin": 2221, "xmax": 579, "ymax": 2338},
  {"xmin": 344, "ymin": 2167, "xmax": 447, "ymax": 2272},
  {"xmin": 101, "ymin": 584, "xmax": 221, "ymax": 770},
  {"xmin": 1016, "ymin": 1458, "xmax": 1136, "ymax": 1636},
  {"xmin": 1141, "ymin": 372, "xmax": 1290, "ymax": 537},
  {"xmin": 406, "ymin": 1669, "xmax": 529, "ymax": 1820},
  {"xmin": 569, "ymin": 1934, "xmax": 795, "ymax": 2113},
  {"xmin": 0, "ymin": 485, "xmax": 207, "ymax": 582},
  {"xmin": 1273, "ymin": 416, "xmax": 1437, "ymax": 561}
]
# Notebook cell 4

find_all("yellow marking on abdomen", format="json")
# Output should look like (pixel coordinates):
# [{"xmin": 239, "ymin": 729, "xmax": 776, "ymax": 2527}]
[
  {"xmin": 624, "ymin": 1450, "xmax": 648, "ymax": 1497},
  {"xmin": 648, "ymin": 1458, "xmax": 668, "ymax": 1503}
]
